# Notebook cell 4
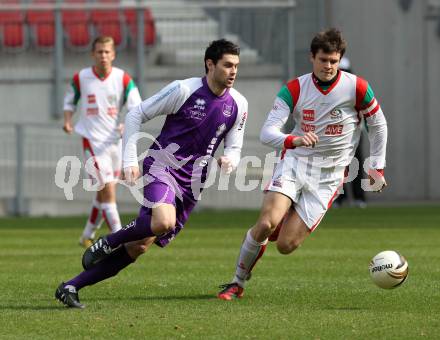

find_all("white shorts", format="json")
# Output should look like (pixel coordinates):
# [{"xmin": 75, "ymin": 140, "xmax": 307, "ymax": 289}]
[
  {"xmin": 266, "ymin": 156, "xmax": 345, "ymax": 231},
  {"xmin": 82, "ymin": 138, "xmax": 122, "ymax": 187}
]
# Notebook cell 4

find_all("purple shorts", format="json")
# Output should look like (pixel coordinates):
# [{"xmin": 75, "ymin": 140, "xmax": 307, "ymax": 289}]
[{"xmin": 139, "ymin": 179, "xmax": 197, "ymax": 248}]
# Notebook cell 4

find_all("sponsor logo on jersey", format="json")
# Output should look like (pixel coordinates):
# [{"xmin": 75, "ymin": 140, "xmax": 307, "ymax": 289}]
[
  {"xmin": 330, "ymin": 108, "xmax": 343, "ymax": 119},
  {"xmin": 86, "ymin": 108, "xmax": 99, "ymax": 116},
  {"xmin": 222, "ymin": 103, "xmax": 233, "ymax": 117},
  {"xmin": 303, "ymin": 109, "xmax": 315, "ymax": 121},
  {"xmin": 188, "ymin": 98, "xmax": 206, "ymax": 120},
  {"xmin": 324, "ymin": 124, "xmax": 343, "ymax": 135},
  {"xmin": 237, "ymin": 112, "xmax": 247, "ymax": 131},
  {"xmin": 216, "ymin": 123, "xmax": 227, "ymax": 137},
  {"xmin": 301, "ymin": 122, "xmax": 316, "ymax": 132},
  {"xmin": 188, "ymin": 110, "xmax": 206, "ymax": 120},
  {"xmin": 87, "ymin": 94, "xmax": 96, "ymax": 104},
  {"xmin": 272, "ymin": 176, "xmax": 283, "ymax": 188},
  {"xmin": 194, "ymin": 98, "xmax": 206, "ymax": 110}
]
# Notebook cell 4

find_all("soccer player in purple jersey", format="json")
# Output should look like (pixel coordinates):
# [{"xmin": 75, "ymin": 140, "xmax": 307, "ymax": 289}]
[{"xmin": 55, "ymin": 39, "xmax": 248, "ymax": 308}]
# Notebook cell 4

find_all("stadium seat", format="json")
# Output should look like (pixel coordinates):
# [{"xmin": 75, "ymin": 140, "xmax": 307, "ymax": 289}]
[
  {"xmin": 0, "ymin": 0, "xmax": 27, "ymax": 51},
  {"xmin": 124, "ymin": 8, "xmax": 157, "ymax": 47},
  {"xmin": 27, "ymin": 0, "xmax": 55, "ymax": 50},
  {"xmin": 62, "ymin": 0, "xmax": 91, "ymax": 51},
  {"xmin": 91, "ymin": 0, "xmax": 127, "ymax": 50}
]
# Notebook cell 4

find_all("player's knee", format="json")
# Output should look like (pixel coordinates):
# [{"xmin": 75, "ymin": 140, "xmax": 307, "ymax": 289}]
[
  {"xmin": 126, "ymin": 240, "xmax": 150, "ymax": 259},
  {"xmin": 276, "ymin": 238, "xmax": 301, "ymax": 255},
  {"xmin": 256, "ymin": 218, "xmax": 274, "ymax": 234},
  {"xmin": 153, "ymin": 217, "xmax": 176, "ymax": 234}
]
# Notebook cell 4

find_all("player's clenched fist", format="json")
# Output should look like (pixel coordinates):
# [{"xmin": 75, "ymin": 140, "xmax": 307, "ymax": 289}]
[
  {"xmin": 217, "ymin": 156, "xmax": 234, "ymax": 174},
  {"xmin": 293, "ymin": 132, "xmax": 319, "ymax": 148},
  {"xmin": 123, "ymin": 166, "xmax": 140, "ymax": 185},
  {"xmin": 368, "ymin": 169, "xmax": 387, "ymax": 193}
]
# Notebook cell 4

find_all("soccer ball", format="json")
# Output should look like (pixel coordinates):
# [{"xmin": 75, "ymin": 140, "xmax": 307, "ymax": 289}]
[{"xmin": 369, "ymin": 250, "xmax": 408, "ymax": 289}]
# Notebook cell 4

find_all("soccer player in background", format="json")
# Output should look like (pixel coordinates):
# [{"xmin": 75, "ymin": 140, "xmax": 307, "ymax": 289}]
[
  {"xmin": 218, "ymin": 28, "xmax": 388, "ymax": 300},
  {"xmin": 63, "ymin": 36, "xmax": 142, "ymax": 248},
  {"xmin": 55, "ymin": 39, "xmax": 248, "ymax": 308}
]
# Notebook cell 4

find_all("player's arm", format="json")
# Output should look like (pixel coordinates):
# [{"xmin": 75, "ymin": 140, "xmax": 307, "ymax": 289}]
[
  {"xmin": 260, "ymin": 96, "xmax": 318, "ymax": 149},
  {"xmin": 122, "ymin": 80, "xmax": 188, "ymax": 183},
  {"xmin": 63, "ymin": 73, "xmax": 80, "ymax": 135},
  {"xmin": 357, "ymin": 79, "xmax": 388, "ymax": 192},
  {"xmin": 120, "ymin": 73, "xmax": 143, "ymax": 136},
  {"xmin": 220, "ymin": 98, "xmax": 248, "ymax": 174}
]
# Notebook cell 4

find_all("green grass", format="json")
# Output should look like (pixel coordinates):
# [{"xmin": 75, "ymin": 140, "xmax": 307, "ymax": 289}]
[{"xmin": 0, "ymin": 206, "xmax": 439, "ymax": 339}]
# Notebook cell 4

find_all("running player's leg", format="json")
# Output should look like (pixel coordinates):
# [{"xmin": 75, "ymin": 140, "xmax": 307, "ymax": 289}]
[
  {"xmin": 275, "ymin": 208, "xmax": 310, "ymax": 254},
  {"xmin": 79, "ymin": 195, "xmax": 104, "ymax": 247},
  {"xmin": 218, "ymin": 191, "xmax": 291, "ymax": 300},
  {"xmin": 98, "ymin": 182, "xmax": 122, "ymax": 233}
]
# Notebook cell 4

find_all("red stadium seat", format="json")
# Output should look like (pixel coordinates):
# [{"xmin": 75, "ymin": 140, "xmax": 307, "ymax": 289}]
[
  {"xmin": 0, "ymin": 0, "xmax": 27, "ymax": 51},
  {"xmin": 27, "ymin": 0, "xmax": 55, "ymax": 50},
  {"xmin": 91, "ymin": 0, "xmax": 126, "ymax": 49},
  {"xmin": 124, "ymin": 8, "xmax": 156, "ymax": 47},
  {"xmin": 62, "ymin": 0, "xmax": 91, "ymax": 50}
]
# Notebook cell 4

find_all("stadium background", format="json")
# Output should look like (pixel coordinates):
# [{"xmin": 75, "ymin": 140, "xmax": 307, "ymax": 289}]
[{"xmin": 0, "ymin": 0, "xmax": 439, "ymax": 216}]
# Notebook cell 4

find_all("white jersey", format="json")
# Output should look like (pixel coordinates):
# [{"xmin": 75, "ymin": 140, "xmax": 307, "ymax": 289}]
[
  {"xmin": 64, "ymin": 66, "xmax": 142, "ymax": 145},
  {"xmin": 260, "ymin": 71, "xmax": 387, "ymax": 168}
]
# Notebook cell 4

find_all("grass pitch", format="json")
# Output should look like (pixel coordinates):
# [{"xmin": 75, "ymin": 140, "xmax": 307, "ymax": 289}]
[{"xmin": 0, "ymin": 206, "xmax": 439, "ymax": 339}]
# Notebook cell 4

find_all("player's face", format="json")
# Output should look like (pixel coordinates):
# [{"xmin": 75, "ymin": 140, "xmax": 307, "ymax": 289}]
[
  {"xmin": 209, "ymin": 54, "xmax": 239, "ymax": 89},
  {"xmin": 310, "ymin": 50, "xmax": 341, "ymax": 82},
  {"xmin": 92, "ymin": 42, "xmax": 115, "ymax": 71}
]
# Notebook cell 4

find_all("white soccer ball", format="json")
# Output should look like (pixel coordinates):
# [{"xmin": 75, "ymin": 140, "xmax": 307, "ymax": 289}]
[{"xmin": 369, "ymin": 250, "xmax": 408, "ymax": 289}]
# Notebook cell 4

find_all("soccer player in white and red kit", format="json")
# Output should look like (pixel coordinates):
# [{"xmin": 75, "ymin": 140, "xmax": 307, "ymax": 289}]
[
  {"xmin": 63, "ymin": 36, "xmax": 142, "ymax": 247},
  {"xmin": 218, "ymin": 28, "xmax": 388, "ymax": 300}
]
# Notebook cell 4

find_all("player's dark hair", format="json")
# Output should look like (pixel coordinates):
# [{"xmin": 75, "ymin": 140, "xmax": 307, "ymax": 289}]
[
  {"xmin": 204, "ymin": 39, "xmax": 240, "ymax": 74},
  {"xmin": 92, "ymin": 36, "xmax": 115, "ymax": 52},
  {"xmin": 310, "ymin": 28, "xmax": 346, "ymax": 58}
]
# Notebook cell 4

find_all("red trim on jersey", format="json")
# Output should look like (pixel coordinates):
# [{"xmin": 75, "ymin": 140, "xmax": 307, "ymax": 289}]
[
  {"xmin": 123, "ymin": 72, "xmax": 132, "ymax": 88},
  {"xmin": 363, "ymin": 104, "xmax": 380, "ymax": 118},
  {"xmin": 286, "ymin": 78, "xmax": 300, "ymax": 111},
  {"xmin": 355, "ymin": 76, "xmax": 368, "ymax": 110},
  {"xmin": 283, "ymin": 135, "xmax": 298, "ymax": 149},
  {"xmin": 312, "ymin": 71, "xmax": 341, "ymax": 95},
  {"xmin": 310, "ymin": 176, "xmax": 344, "ymax": 232},
  {"xmin": 280, "ymin": 148, "xmax": 287, "ymax": 160},
  {"xmin": 369, "ymin": 168, "xmax": 384, "ymax": 177},
  {"xmin": 72, "ymin": 73, "xmax": 80, "ymax": 91},
  {"xmin": 82, "ymin": 138, "xmax": 104, "ymax": 185},
  {"xmin": 92, "ymin": 66, "xmax": 112, "ymax": 81}
]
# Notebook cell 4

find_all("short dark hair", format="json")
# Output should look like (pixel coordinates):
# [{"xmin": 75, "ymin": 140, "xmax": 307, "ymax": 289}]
[
  {"xmin": 310, "ymin": 28, "xmax": 346, "ymax": 58},
  {"xmin": 204, "ymin": 39, "xmax": 240, "ymax": 73}
]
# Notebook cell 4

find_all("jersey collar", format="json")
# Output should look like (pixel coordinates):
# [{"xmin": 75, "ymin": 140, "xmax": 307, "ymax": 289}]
[
  {"xmin": 92, "ymin": 66, "xmax": 112, "ymax": 81},
  {"xmin": 311, "ymin": 70, "xmax": 341, "ymax": 95}
]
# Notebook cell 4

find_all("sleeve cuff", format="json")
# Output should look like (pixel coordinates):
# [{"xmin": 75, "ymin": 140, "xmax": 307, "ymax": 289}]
[
  {"xmin": 369, "ymin": 168, "xmax": 384, "ymax": 177},
  {"xmin": 283, "ymin": 135, "xmax": 298, "ymax": 149}
]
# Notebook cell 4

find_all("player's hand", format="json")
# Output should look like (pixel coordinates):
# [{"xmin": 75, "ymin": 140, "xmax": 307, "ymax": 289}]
[
  {"xmin": 123, "ymin": 166, "xmax": 140, "ymax": 185},
  {"xmin": 368, "ymin": 169, "xmax": 387, "ymax": 192},
  {"xmin": 217, "ymin": 156, "xmax": 233, "ymax": 174},
  {"xmin": 293, "ymin": 132, "xmax": 319, "ymax": 148},
  {"xmin": 118, "ymin": 123, "xmax": 124, "ymax": 137},
  {"xmin": 63, "ymin": 121, "xmax": 73, "ymax": 134}
]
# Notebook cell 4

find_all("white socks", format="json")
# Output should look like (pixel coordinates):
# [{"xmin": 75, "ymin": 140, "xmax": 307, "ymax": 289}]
[
  {"xmin": 82, "ymin": 199, "xmax": 103, "ymax": 239},
  {"xmin": 101, "ymin": 202, "xmax": 122, "ymax": 232},
  {"xmin": 232, "ymin": 229, "xmax": 268, "ymax": 287}
]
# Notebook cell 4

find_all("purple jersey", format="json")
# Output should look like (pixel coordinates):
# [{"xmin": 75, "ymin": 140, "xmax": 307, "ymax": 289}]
[
  {"xmin": 124, "ymin": 77, "xmax": 248, "ymax": 198},
  {"xmin": 123, "ymin": 77, "xmax": 248, "ymax": 247}
]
